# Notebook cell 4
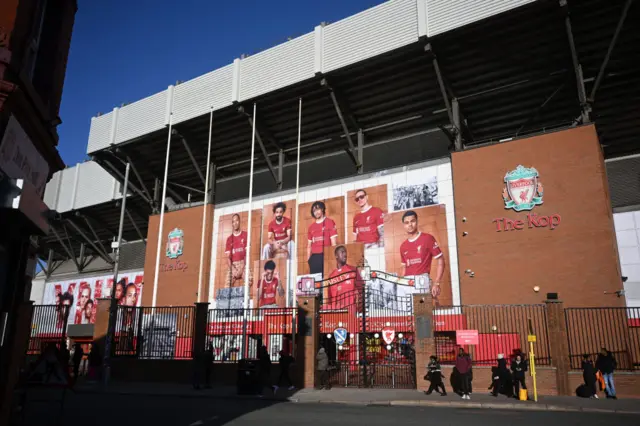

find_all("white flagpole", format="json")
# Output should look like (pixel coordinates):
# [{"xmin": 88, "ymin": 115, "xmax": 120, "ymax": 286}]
[
  {"xmin": 293, "ymin": 98, "xmax": 302, "ymax": 309},
  {"xmin": 152, "ymin": 114, "xmax": 173, "ymax": 307},
  {"xmin": 197, "ymin": 109, "xmax": 214, "ymax": 303},
  {"xmin": 243, "ymin": 103, "xmax": 257, "ymax": 310}
]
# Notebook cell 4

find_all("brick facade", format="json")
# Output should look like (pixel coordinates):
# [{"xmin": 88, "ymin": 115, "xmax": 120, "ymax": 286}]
[{"xmin": 452, "ymin": 125, "xmax": 622, "ymax": 307}]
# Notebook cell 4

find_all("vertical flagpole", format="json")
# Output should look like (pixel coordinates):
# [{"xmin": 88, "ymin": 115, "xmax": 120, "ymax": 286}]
[
  {"xmin": 197, "ymin": 109, "xmax": 214, "ymax": 303},
  {"xmin": 293, "ymin": 98, "xmax": 302, "ymax": 309},
  {"xmin": 242, "ymin": 104, "xmax": 257, "ymax": 358},
  {"xmin": 152, "ymin": 115, "xmax": 173, "ymax": 307},
  {"xmin": 243, "ymin": 103, "xmax": 257, "ymax": 309}
]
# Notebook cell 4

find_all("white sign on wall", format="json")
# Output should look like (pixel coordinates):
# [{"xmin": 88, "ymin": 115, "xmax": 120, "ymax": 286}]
[{"xmin": 0, "ymin": 115, "xmax": 49, "ymax": 196}]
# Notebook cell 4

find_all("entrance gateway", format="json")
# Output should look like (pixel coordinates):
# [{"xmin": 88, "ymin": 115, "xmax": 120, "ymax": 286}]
[{"xmin": 314, "ymin": 270, "xmax": 416, "ymax": 389}]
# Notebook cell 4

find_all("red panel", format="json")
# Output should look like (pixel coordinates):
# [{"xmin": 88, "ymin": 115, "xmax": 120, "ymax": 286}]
[{"xmin": 474, "ymin": 333, "xmax": 520, "ymax": 365}]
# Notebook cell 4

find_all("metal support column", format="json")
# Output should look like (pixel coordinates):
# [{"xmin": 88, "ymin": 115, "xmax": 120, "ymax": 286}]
[
  {"xmin": 452, "ymin": 98, "xmax": 462, "ymax": 151},
  {"xmin": 562, "ymin": 0, "xmax": 590, "ymax": 123},
  {"xmin": 589, "ymin": 0, "xmax": 634, "ymax": 102},
  {"xmin": 278, "ymin": 149, "xmax": 284, "ymax": 190},
  {"xmin": 153, "ymin": 178, "xmax": 160, "ymax": 214},
  {"xmin": 357, "ymin": 130, "xmax": 364, "ymax": 174}
]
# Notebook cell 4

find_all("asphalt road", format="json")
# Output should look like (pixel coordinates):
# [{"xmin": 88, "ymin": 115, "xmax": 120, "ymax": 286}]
[{"xmin": 17, "ymin": 392, "xmax": 639, "ymax": 426}]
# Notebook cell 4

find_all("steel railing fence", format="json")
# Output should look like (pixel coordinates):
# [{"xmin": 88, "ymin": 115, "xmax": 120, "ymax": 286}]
[
  {"xmin": 207, "ymin": 307, "xmax": 296, "ymax": 362},
  {"xmin": 113, "ymin": 305, "xmax": 195, "ymax": 360},
  {"xmin": 565, "ymin": 307, "xmax": 640, "ymax": 371},
  {"xmin": 27, "ymin": 305, "xmax": 70, "ymax": 355},
  {"xmin": 434, "ymin": 304, "xmax": 551, "ymax": 366}
]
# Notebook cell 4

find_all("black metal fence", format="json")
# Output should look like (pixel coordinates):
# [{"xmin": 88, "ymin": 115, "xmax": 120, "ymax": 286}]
[
  {"xmin": 113, "ymin": 305, "xmax": 195, "ymax": 360},
  {"xmin": 565, "ymin": 307, "xmax": 640, "ymax": 371},
  {"xmin": 27, "ymin": 305, "xmax": 69, "ymax": 355},
  {"xmin": 434, "ymin": 304, "xmax": 551, "ymax": 366},
  {"xmin": 206, "ymin": 308, "xmax": 296, "ymax": 362}
]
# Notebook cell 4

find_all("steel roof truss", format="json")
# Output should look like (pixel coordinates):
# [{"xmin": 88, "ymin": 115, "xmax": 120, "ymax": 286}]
[
  {"xmin": 66, "ymin": 218, "xmax": 114, "ymax": 265},
  {"xmin": 588, "ymin": 0, "xmax": 634, "ymax": 103},
  {"xmin": 50, "ymin": 225, "xmax": 81, "ymax": 272},
  {"xmin": 237, "ymin": 105, "xmax": 281, "ymax": 186}
]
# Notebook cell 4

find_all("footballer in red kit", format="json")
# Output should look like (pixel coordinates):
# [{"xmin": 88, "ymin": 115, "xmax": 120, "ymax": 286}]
[
  {"xmin": 399, "ymin": 210, "xmax": 445, "ymax": 301},
  {"xmin": 327, "ymin": 245, "xmax": 362, "ymax": 310},
  {"xmin": 225, "ymin": 214, "xmax": 248, "ymax": 287},
  {"xmin": 306, "ymin": 201, "xmax": 338, "ymax": 275},
  {"xmin": 353, "ymin": 189, "xmax": 385, "ymax": 246},
  {"xmin": 257, "ymin": 260, "xmax": 283, "ymax": 308},
  {"xmin": 262, "ymin": 202, "xmax": 294, "ymax": 260}
]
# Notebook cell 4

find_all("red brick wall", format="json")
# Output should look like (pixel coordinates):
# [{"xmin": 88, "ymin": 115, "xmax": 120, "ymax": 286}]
[
  {"xmin": 452, "ymin": 125, "xmax": 622, "ymax": 307},
  {"xmin": 143, "ymin": 205, "xmax": 214, "ymax": 306}
]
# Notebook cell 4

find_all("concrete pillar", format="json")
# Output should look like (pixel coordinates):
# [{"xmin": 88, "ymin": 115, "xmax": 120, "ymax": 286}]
[
  {"xmin": 545, "ymin": 300, "xmax": 571, "ymax": 396},
  {"xmin": 297, "ymin": 296, "xmax": 319, "ymax": 389},
  {"xmin": 193, "ymin": 302, "xmax": 210, "ymax": 358},
  {"xmin": 412, "ymin": 293, "xmax": 434, "ymax": 392}
]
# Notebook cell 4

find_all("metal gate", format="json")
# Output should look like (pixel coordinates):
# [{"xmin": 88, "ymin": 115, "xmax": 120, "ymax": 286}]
[{"xmin": 317, "ymin": 271, "xmax": 415, "ymax": 389}]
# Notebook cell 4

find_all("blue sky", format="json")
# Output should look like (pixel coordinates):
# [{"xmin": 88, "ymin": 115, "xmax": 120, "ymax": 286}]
[{"xmin": 57, "ymin": 0, "xmax": 385, "ymax": 166}]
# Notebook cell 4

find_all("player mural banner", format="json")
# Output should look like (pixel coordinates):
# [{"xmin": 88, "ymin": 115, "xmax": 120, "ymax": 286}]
[
  {"xmin": 41, "ymin": 271, "xmax": 144, "ymax": 326},
  {"xmin": 209, "ymin": 159, "xmax": 459, "ymax": 309}
]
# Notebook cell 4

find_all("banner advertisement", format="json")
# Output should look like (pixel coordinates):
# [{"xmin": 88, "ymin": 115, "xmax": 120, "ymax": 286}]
[
  {"xmin": 209, "ymin": 160, "xmax": 459, "ymax": 310},
  {"xmin": 42, "ymin": 271, "xmax": 144, "ymax": 326}
]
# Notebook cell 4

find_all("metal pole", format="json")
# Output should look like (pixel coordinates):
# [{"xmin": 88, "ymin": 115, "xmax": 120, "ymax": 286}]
[
  {"xmin": 293, "ymin": 98, "xmax": 302, "ymax": 309},
  {"xmin": 152, "ymin": 115, "xmax": 173, "ymax": 307},
  {"xmin": 197, "ymin": 109, "xmax": 214, "ymax": 303},
  {"xmin": 103, "ymin": 162, "xmax": 130, "ymax": 386},
  {"xmin": 242, "ymin": 103, "xmax": 258, "ymax": 357},
  {"xmin": 291, "ymin": 97, "xmax": 302, "ymax": 359}
]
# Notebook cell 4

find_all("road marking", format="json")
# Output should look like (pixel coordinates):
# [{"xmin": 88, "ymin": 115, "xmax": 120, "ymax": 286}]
[{"xmin": 189, "ymin": 421, "xmax": 203, "ymax": 426}]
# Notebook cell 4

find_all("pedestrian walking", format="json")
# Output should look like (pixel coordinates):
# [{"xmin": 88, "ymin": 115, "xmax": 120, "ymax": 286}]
[
  {"xmin": 72, "ymin": 343, "xmax": 84, "ymax": 382},
  {"xmin": 316, "ymin": 347, "xmax": 330, "ymax": 390},
  {"xmin": 204, "ymin": 343, "xmax": 214, "ymax": 389},
  {"xmin": 274, "ymin": 350, "xmax": 295, "ymax": 392},
  {"xmin": 511, "ymin": 353, "xmax": 528, "ymax": 399},
  {"xmin": 455, "ymin": 348, "xmax": 472, "ymax": 400},
  {"xmin": 582, "ymin": 354, "xmax": 598, "ymax": 399},
  {"xmin": 258, "ymin": 345, "xmax": 272, "ymax": 397},
  {"xmin": 425, "ymin": 355, "xmax": 447, "ymax": 396},
  {"xmin": 596, "ymin": 348, "xmax": 617, "ymax": 399},
  {"xmin": 87, "ymin": 343, "xmax": 101, "ymax": 382}
]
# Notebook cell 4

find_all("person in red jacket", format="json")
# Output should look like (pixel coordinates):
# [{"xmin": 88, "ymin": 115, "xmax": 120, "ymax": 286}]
[{"xmin": 455, "ymin": 347, "xmax": 473, "ymax": 400}]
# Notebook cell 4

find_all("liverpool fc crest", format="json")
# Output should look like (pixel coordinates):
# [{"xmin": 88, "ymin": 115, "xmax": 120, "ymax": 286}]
[
  {"xmin": 166, "ymin": 228, "xmax": 184, "ymax": 259},
  {"xmin": 502, "ymin": 165, "xmax": 543, "ymax": 212}
]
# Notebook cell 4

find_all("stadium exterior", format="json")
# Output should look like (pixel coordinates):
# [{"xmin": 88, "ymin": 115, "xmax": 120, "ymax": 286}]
[{"xmin": 27, "ymin": 0, "xmax": 640, "ymax": 396}]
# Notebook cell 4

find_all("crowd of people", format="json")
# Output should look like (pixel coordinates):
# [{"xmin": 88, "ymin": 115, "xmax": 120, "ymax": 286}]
[{"xmin": 422, "ymin": 347, "xmax": 618, "ymax": 401}]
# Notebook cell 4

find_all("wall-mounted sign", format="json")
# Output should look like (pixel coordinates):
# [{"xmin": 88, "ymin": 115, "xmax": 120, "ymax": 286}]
[
  {"xmin": 456, "ymin": 329, "xmax": 479, "ymax": 345},
  {"xmin": 161, "ymin": 227, "xmax": 188, "ymax": 272},
  {"xmin": 502, "ymin": 165, "xmax": 543, "ymax": 212},
  {"xmin": 166, "ymin": 228, "xmax": 184, "ymax": 259},
  {"xmin": 382, "ymin": 327, "xmax": 395, "ymax": 345},
  {"xmin": 494, "ymin": 165, "xmax": 561, "ymax": 232}
]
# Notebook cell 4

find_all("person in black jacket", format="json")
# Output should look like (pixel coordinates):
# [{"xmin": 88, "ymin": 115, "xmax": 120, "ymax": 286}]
[
  {"xmin": 258, "ymin": 345, "xmax": 272, "ymax": 396},
  {"xmin": 425, "ymin": 355, "xmax": 447, "ymax": 396},
  {"xmin": 582, "ymin": 354, "xmax": 598, "ymax": 398},
  {"xmin": 274, "ymin": 350, "xmax": 295, "ymax": 392},
  {"xmin": 511, "ymin": 354, "xmax": 528, "ymax": 398},
  {"xmin": 595, "ymin": 348, "xmax": 617, "ymax": 399},
  {"xmin": 489, "ymin": 354, "xmax": 511, "ymax": 397}
]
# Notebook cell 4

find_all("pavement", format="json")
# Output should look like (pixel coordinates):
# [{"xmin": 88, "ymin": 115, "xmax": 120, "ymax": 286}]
[
  {"xmin": 15, "ymin": 390, "xmax": 640, "ymax": 426},
  {"xmin": 66, "ymin": 381, "xmax": 640, "ymax": 415}
]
